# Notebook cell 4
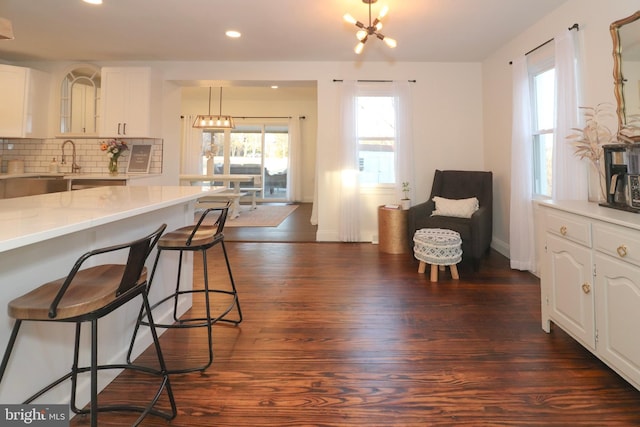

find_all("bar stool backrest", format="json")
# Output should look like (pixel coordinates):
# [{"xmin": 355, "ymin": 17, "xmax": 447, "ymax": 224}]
[
  {"xmin": 188, "ymin": 201, "xmax": 231, "ymax": 247},
  {"xmin": 48, "ymin": 224, "xmax": 167, "ymax": 318}
]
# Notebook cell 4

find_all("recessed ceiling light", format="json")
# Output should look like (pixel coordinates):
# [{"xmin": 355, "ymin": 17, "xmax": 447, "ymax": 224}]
[
  {"xmin": 83, "ymin": 0, "xmax": 103, "ymax": 4},
  {"xmin": 225, "ymin": 30, "xmax": 241, "ymax": 38},
  {"xmin": 271, "ymin": 86, "xmax": 279, "ymax": 89}
]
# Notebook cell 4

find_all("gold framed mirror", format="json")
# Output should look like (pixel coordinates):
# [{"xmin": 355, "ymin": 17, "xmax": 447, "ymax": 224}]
[
  {"xmin": 611, "ymin": 11, "xmax": 640, "ymax": 141},
  {"xmin": 59, "ymin": 64, "xmax": 101, "ymax": 135}
]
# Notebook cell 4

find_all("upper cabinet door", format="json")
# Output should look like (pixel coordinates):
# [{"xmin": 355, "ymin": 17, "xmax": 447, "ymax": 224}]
[
  {"xmin": 0, "ymin": 65, "xmax": 49, "ymax": 138},
  {"xmin": 100, "ymin": 67, "xmax": 155, "ymax": 138}
]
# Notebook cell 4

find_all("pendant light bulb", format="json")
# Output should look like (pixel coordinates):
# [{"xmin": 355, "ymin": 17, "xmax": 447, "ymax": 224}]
[
  {"xmin": 344, "ymin": 2, "xmax": 396, "ymax": 55},
  {"xmin": 343, "ymin": 13, "xmax": 357, "ymax": 25}
]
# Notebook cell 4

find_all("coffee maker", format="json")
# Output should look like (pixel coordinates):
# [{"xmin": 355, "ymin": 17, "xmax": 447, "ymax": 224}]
[{"xmin": 603, "ymin": 144, "xmax": 640, "ymax": 212}]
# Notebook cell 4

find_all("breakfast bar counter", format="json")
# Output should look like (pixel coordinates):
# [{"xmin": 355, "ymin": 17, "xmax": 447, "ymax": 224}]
[{"xmin": 0, "ymin": 186, "xmax": 221, "ymax": 407}]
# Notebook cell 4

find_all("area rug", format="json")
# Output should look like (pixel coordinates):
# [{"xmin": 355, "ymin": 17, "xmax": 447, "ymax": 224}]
[{"xmin": 197, "ymin": 204, "xmax": 298, "ymax": 227}]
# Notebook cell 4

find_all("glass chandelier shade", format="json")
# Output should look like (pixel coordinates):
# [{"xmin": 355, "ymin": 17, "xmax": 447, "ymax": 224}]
[{"xmin": 192, "ymin": 87, "xmax": 235, "ymax": 129}]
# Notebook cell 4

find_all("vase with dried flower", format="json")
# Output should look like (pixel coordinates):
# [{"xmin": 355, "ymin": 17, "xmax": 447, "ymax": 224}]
[{"xmin": 567, "ymin": 103, "xmax": 618, "ymax": 202}]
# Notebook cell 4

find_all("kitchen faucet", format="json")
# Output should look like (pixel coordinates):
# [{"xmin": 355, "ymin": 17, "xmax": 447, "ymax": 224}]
[{"xmin": 61, "ymin": 140, "xmax": 81, "ymax": 174}]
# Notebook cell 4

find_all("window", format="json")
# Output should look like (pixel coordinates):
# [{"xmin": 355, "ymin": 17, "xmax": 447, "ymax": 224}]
[
  {"xmin": 201, "ymin": 123, "xmax": 290, "ymax": 200},
  {"xmin": 356, "ymin": 94, "xmax": 396, "ymax": 185},
  {"xmin": 531, "ymin": 66, "xmax": 555, "ymax": 197}
]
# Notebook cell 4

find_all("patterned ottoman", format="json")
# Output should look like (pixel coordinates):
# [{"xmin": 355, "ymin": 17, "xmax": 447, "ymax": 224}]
[{"xmin": 413, "ymin": 228, "xmax": 462, "ymax": 282}]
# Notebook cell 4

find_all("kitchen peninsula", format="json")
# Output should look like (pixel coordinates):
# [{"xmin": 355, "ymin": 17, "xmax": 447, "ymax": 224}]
[{"xmin": 0, "ymin": 186, "xmax": 220, "ymax": 407}]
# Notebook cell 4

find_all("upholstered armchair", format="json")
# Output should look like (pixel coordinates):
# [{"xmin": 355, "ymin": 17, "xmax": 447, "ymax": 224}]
[{"xmin": 407, "ymin": 170, "xmax": 493, "ymax": 270}]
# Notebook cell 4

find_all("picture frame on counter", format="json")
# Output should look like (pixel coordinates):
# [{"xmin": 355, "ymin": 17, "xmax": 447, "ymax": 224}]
[{"xmin": 127, "ymin": 144, "xmax": 152, "ymax": 174}]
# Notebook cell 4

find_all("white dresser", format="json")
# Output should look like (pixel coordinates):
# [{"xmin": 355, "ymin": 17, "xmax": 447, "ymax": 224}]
[{"xmin": 538, "ymin": 200, "xmax": 640, "ymax": 391}]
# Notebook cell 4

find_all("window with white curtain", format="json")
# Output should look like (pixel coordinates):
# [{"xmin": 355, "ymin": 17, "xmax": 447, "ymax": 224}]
[
  {"xmin": 529, "ymin": 44, "xmax": 556, "ymax": 198},
  {"xmin": 356, "ymin": 93, "xmax": 396, "ymax": 186},
  {"xmin": 532, "ymin": 67, "xmax": 556, "ymax": 197}
]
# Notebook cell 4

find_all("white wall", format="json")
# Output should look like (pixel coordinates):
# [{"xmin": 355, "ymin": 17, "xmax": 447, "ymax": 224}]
[
  {"xmin": 16, "ymin": 59, "xmax": 484, "ymax": 242},
  {"xmin": 155, "ymin": 61, "xmax": 484, "ymax": 241},
  {"xmin": 482, "ymin": 0, "xmax": 638, "ymax": 256},
  {"xmin": 180, "ymin": 85, "xmax": 318, "ymax": 203}
]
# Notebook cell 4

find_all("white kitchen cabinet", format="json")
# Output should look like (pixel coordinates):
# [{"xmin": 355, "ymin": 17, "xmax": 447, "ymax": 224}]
[
  {"xmin": 545, "ymin": 233, "xmax": 595, "ymax": 349},
  {"xmin": 538, "ymin": 200, "xmax": 640, "ymax": 391},
  {"xmin": 0, "ymin": 64, "xmax": 49, "ymax": 138},
  {"xmin": 100, "ymin": 67, "xmax": 159, "ymax": 138}
]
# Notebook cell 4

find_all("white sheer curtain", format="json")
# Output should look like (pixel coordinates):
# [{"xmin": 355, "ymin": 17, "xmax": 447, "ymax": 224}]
[
  {"xmin": 553, "ymin": 29, "xmax": 585, "ymax": 199},
  {"xmin": 393, "ymin": 81, "xmax": 414, "ymax": 201},
  {"xmin": 287, "ymin": 117, "xmax": 302, "ymax": 202},
  {"xmin": 509, "ymin": 57, "xmax": 536, "ymax": 271},
  {"xmin": 181, "ymin": 114, "xmax": 203, "ymax": 175},
  {"xmin": 339, "ymin": 80, "xmax": 361, "ymax": 242}
]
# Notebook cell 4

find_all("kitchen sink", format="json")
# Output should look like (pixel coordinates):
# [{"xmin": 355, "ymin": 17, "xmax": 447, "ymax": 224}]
[{"xmin": 0, "ymin": 176, "xmax": 70, "ymax": 199}]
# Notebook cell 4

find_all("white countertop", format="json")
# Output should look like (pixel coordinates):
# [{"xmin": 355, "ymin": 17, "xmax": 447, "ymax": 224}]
[
  {"xmin": 0, "ymin": 173, "xmax": 158, "ymax": 180},
  {"xmin": 538, "ymin": 199, "xmax": 640, "ymax": 231},
  {"xmin": 0, "ymin": 185, "xmax": 222, "ymax": 252}
]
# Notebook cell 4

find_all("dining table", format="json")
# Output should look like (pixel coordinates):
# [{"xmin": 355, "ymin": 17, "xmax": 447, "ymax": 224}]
[{"xmin": 179, "ymin": 174, "xmax": 256, "ymax": 218}]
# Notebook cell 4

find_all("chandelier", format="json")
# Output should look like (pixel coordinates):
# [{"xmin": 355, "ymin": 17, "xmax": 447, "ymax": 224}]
[
  {"xmin": 192, "ymin": 87, "xmax": 235, "ymax": 129},
  {"xmin": 343, "ymin": 0, "xmax": 397, "ymax": 54}
]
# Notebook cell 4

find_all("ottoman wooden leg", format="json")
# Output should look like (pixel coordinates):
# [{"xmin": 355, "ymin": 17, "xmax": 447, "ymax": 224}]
[
  {"xmin": 418, "ymin": 261, "xmax": 426, "ymax": 274},
  {"xmin": 430, "ymin": 264, "xmax": 438, "ymax": 282},
  {"xmin": 450, "ymin": 264, "xmax": 459, "ymax": 280}
]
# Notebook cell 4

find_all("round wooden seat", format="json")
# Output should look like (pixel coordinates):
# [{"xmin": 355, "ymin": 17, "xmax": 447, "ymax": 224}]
[{"xmin": 8, "ymin": 266, "xmax": 146, "ymax": 321}]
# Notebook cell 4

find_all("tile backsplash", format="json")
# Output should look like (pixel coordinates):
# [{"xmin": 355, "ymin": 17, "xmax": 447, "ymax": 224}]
[{"xmin": 0, "ymin": 138, "xmax": 163, "ymax": 175}]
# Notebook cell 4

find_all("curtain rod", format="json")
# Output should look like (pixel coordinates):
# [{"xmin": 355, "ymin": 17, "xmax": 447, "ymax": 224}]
[
  {"xmin": 332, "ymin": 79, "xmax": 416, "ymax": 83},
  {"xmin": 181, "ymin": 115, "xmax": 305, "ymax": 119},
  {"xmin": 234, "ymin": 116, "xmax": 306, "ymax": 120},
  {"xmin": 508, "ymin": 23, "xmax": 579, "ymax": 65}
]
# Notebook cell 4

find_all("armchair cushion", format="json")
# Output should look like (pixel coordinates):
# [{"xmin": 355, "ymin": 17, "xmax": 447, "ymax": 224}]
[{"xmin": 432, "ymin": 196, "xmax": 479, "ymax": 218}]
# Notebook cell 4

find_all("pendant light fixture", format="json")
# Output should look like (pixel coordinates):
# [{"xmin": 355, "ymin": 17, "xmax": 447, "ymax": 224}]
[
  {"xmin": 343, "ymin": 0, "xmax": 397, "ymax": 54},
  {"xmin": 192, "ymin": 87, "xmax": 235, "ymax": 129}
]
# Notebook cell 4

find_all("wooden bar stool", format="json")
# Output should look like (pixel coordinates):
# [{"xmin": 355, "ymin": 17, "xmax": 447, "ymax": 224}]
[
  {"xmin": 127, "ymin": 202, "xmax": 242, "ymax": 374},
  {"xmin": 0, "ymin": 224, "xmax": 176, "ymax": 427}
]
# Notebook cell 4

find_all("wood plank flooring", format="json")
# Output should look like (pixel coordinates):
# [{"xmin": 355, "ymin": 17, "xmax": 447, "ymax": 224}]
[
  {"xmin": 70, "ymin": 241, "xmax": 640, "ymax": 426},
  {"xmin": 223, "ymin": 202, "xmax": 317, "ymax": 242}
]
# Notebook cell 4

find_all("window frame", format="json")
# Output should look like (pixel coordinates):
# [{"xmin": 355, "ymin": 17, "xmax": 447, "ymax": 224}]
[
  {"xmin": 355, "ymin": 86, "xmax": 397, "ymax": 188},
  {"xmin": 528, "ymin": 47, "xmax": 556, "ymax": 199}
]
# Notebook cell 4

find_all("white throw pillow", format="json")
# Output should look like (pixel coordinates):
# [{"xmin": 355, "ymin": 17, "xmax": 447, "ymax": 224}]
[{"xmin": 431, "ymin": 196, "xmax": 479, "ymax": 218}]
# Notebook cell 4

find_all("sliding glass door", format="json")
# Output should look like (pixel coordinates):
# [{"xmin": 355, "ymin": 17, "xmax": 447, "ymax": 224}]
[{"xmin": 202, "ymin": 123, "xmax": 290, "ymax": 201}]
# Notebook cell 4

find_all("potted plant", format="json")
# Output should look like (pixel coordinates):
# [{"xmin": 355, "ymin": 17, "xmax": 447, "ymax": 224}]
[{"xmin": 401, "ymin": 181, "xmax": 411, "ymax": 210}]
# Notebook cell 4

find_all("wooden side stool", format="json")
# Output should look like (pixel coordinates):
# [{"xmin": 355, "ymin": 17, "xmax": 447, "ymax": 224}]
[{"xmin": 413, "ymin": 228, "xmax": 462, "ymax": 282}]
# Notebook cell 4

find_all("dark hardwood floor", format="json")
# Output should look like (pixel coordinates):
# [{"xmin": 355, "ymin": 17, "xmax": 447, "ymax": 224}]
[
  {"xmin": 69, "ymin": 215, "xmax": 640, "ymax": 426},
  {"xmin": 223, "ymin": 202, "xmax": 317, "ymax": 242}
]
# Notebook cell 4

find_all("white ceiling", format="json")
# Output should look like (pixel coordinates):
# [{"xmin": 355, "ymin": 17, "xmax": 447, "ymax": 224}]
[{"xmin": 0, "ymin": 0, "xmax": 567, "ymax": 63}]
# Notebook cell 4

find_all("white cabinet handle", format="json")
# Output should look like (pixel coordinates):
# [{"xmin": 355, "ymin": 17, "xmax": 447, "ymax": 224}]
[
  {"xmin": 560, "ymin": 226, "xmax": 567, "ymax": 236},
  {"xmin": 617, "ymin": 245, "xmax": 628, "ymax": 258},
  {"xmin": 582, "ymin": 283, "xmax": 591, "ymax": 294}
]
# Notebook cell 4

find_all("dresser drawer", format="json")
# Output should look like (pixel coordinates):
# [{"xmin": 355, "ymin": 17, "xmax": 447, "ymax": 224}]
[
  {"xmin": 545, "ymin": 210, "xmax": 592, "ymax": 247},
  {"xmin": 593, "ymin": 223, "xmax": 640, "ymax": 267}
]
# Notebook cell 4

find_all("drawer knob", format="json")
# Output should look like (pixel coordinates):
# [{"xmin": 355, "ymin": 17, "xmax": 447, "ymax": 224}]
[
  {"xmin": 617, "ymin": 245, "xmax": 628, "ymax": 258},
  {"xmin": 560, "ymin": 226, "xmax": 567, "ymax": 236},
  {"xmin": 582, "ymin": 283, "xmax": 591, "ymax": 294}
]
